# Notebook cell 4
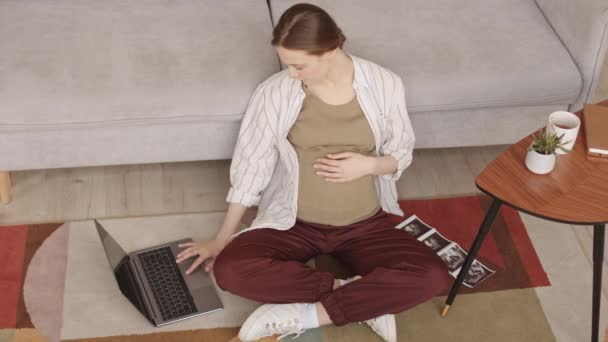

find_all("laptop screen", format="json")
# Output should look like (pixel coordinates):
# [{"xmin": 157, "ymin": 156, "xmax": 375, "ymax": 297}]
[{"xmin": 95, "ymin": 220, "xmax": 127, "ymax": 272}]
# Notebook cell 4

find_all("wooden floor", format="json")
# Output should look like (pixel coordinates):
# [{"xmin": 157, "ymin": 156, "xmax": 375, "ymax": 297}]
[{"xmin": 0, "ymin": 145, "xmax": 507, "ymax": 225}]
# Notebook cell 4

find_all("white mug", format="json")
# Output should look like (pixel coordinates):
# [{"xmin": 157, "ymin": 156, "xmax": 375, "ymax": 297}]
[{"xmin": 546, "ymin": 111, "xmax": 580, "ymax": 154}]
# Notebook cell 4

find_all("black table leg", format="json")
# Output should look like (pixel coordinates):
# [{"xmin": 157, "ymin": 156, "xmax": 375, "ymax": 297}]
[
  {"xmin": 592, "ymin": 224, "xmax": 605, "ymax": 342},
  {"xmin": 441, "ymin": 198, "xmax": 503, "ymax": 317}
]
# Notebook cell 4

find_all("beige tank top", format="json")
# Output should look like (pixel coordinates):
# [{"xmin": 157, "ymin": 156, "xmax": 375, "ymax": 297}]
[{"xmin": 287, "ymin": 84, "xmax": 381, "ymax": 226}]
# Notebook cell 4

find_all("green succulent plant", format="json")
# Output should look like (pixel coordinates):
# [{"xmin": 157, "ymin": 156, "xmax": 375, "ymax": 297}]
[{"xmin": 529, "ymin": 128, "xmax": 571, "ymax": 155}]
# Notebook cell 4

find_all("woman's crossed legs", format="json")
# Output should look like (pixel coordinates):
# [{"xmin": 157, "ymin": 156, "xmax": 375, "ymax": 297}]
[{"xmin": 213, "ymin": 212, "xmax": 452, "ymax": 340}]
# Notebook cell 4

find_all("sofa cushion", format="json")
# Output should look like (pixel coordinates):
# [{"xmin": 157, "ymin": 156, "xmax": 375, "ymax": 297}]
[
  {"xmin": 0, "ymin": 0, "xmax": 278, "ymax": 126},
  {"xmin": 269, "ymin": 0, "xmax": 583, "ymax": 112}
]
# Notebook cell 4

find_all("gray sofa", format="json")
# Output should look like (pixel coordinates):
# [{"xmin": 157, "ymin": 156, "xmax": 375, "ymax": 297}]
[{"xmin": 1, "ymin": 0, "xmax": 607, "ymax": 204}]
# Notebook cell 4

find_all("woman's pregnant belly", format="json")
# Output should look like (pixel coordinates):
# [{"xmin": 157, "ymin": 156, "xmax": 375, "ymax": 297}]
[{"xmin": 295, "ymin": 146, "xmax": 380, "ymax": 226}]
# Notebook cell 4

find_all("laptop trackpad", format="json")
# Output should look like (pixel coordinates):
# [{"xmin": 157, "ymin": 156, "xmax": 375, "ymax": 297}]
[
  {"xmin": 191, "ymin": 284, "xmax": 224, "ymax": 313},
  {"xmin": 179, "ymin": 261, "xmax": 224, "ymax": 312},
  {"xmin": 181, "ymin": 263, "xmax": 213, "ymax": 290}
]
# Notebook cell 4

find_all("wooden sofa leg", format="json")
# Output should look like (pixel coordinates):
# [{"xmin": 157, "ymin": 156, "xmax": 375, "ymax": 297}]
[{"xmin": 0, "ymin": 171, "xmax": 12, "ymax": 204}]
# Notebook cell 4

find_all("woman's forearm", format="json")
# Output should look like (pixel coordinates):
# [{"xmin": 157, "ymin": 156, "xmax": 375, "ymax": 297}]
[{"xmin": 215, "ymin": 202, "xmax": 249, "ymax": 244}]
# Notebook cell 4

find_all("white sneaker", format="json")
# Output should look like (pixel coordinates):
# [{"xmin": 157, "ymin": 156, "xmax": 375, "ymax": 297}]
[
  {"xmin": 361, "ymin": 313, "xmax": 397, "ymax": 342},
  {"xmin": 238, "ymin": 303, "xmax": 308, "ymax": 341}
]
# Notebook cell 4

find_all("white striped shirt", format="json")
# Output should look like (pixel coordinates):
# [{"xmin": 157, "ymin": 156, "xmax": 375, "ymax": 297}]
[{"xmin": 226, "ymin": 52, "xmax": 415, "ymax": 237}]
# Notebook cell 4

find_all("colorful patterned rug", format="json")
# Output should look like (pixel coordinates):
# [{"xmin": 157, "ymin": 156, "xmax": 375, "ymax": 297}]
[{"xmin": 0, "ymin": 195, "xmax": 555, "ymax": 341}]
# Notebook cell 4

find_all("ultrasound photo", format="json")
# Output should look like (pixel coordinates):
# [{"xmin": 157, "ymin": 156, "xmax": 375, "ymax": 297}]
[
  {"xmin": 421, "ymin": 231, "xmax": 451, "ymax": 252},
  {"xmin": 396, "ymin": 217, "xmax": 433, "ymax": 238},
  {"xmin": 463, "ymin": 260, "xmax": 496, "ymax": 288},
  {"xmin": 438, "ymin": 243, "xmax": 468, "ymax": 273}
]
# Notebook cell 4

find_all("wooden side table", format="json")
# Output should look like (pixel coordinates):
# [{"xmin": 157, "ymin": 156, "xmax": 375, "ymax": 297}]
[{"xmin": 440, "ymin": 100, "xmax": 608, "ymax": 342}]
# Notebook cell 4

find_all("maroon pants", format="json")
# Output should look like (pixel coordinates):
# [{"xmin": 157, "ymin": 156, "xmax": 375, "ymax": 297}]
[{"xmin": 213, "ymin": 209, "xmax": 452, "ymax": 326}]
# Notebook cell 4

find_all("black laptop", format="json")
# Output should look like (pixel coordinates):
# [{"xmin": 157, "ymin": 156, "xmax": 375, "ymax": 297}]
[{"xmin": 94, "ymin": 219, "xmax": 223, "ymax": 326}]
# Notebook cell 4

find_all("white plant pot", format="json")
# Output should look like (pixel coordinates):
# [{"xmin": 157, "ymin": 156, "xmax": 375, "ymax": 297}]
[{"xmin": 525, "ymin": 149, "xmax": 556, "ymax": 174}]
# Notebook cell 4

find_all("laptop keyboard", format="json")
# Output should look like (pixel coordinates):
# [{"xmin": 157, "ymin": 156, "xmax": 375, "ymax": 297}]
[{"xmin": 139, "ymin": 246, "xmax": 197, "ymax": 321}]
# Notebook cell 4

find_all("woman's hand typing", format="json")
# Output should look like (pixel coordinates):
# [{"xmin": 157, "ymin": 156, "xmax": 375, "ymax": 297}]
[{"xmin": 176, "ymin": 239, "xmax": 227, "ymax": 274}]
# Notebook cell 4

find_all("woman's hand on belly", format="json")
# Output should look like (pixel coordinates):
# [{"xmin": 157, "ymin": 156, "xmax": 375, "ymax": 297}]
[{"xmin": 313, "ymin": 151, "xmax": 376, "ymax": 183}]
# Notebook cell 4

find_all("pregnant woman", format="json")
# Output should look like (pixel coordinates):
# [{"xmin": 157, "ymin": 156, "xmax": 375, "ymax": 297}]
[{"xmin": 176, "ymin": 3, "xmax": 451, "ymax": 341}]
